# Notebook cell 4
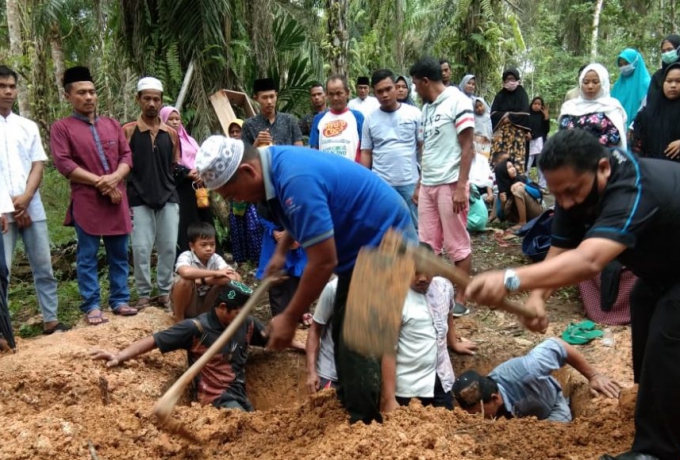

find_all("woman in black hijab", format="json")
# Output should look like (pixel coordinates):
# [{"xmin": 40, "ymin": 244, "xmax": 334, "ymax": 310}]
[
  {"xmin": 494, "ymin": 159, "xmax": 543, "ymax": 231},
  {"xmin": 526, "ymin": 96, "xmax": 550, "ymax": 188},
  {"xmin": 490, "ymin": 69, "xmax": 531, "ymax": 173},
  {"xmin": 395, "ymin": 75, "xmax": 416, "ymax": 106},
  {"xmin": 634, "ymin": 62, "xmax": 680, "ymax": 161},
  {"xmin": 645, "ymin": 35, "xmax": 680, "ymax": 108}
]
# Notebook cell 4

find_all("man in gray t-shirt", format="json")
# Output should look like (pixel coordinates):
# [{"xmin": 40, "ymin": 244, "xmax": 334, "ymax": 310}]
[
  {"xmin": 360, "ymin": 69, "xmax": 422, "ymax": 229},
  {"xmin": 452, "ymin": 338, "xmax": 620, "ymax": 421},
  {"xmin": 306, "ymin": 278, "xmax": 338, "ymax": 392}
]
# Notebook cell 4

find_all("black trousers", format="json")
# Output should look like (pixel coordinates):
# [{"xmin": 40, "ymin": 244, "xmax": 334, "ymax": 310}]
[
  {"xmin": 268, "ymin": 276, "xmax": 301, "ymax": 317},
  {"xmin": 332, "ymin": 270, "xmax": 383, "ymax": 424},
  {"xmin": 629, "ymin": 279, "xmax": 680, "ymax": 459},
  {"xmin": 396, "ymin": 375, "xmax": 453, "ymax": 410}
]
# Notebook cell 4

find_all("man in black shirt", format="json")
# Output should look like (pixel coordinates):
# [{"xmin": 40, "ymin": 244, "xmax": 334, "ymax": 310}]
[
  {"xmin": 90, "ymin": 281, "xmax": 266, "ymax": 411},
  {"xmin": 466, "ymin": 129, "xmax": 680, "ymax": 460},
  {"xmin": 298, "ymin": 81, "xmax": 327, "ymax": 138},
  {"xmin": 242, "ymin": 78, "xmax": 303, "ymax": 147},
  {"xmin": 123, "ymin": 77, "xmax": 180, "ymax": 311}
]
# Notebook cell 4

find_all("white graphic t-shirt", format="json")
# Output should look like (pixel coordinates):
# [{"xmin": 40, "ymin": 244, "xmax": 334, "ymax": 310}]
[{"xmin": 310, "ymin": 109, "xmax": 364, "ymax": 162}]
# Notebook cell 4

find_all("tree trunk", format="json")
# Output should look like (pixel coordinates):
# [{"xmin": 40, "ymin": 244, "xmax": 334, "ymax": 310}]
[
  {"xmin": 590, "ymin": 0, "xmax": 605, "ymax": 59},
  {"xmin": 6, "ymin": 0, "xmax": 31, "ymax": 118},
  {"xmin": 49, "ymin": 24, "xmax": 65, "ymax": 95},
  {"xmin": 247, "ymin": 0, "xmax": 275, "ymax": 78},
  {"xmin": 326, "ymin": 0, "xmax": 349, "ymax": 75},
  {"xmin": 175, "ymin": 60, "xmax": 195, "ymax": 110},
  {"xmin": 395, "ymin": 0, "xmax": 404, "ymax": 72}
]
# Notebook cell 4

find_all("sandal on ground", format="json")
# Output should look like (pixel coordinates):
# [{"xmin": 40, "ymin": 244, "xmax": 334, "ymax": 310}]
[
  {"xmin": 301, "ymin": 312, "xmax": 313, "ymax": 327},
  {"xmin": 113, "ymin": 305, "xmax": 138, "ymax": 316},
  {"xmin": 85, "ymin": 310, "xmax": 109, "ymax": 326},
  {"xmin": 133, "ymin": 297, "xmax": 151, "ymax": 309},
  {"xmin": 452, "ymin": 302, "xmax": 470, "ymax": 317},
  {"xmin": 562, "ymin": 320, "xmax": 603, "ymax": 345},
  {"xmin": 42, "ymin": 322, "xmax": 71, "ymax": 335},
  {"xmin": 156, "ymin": 295, "xmax": 170, "ymax": 309}
]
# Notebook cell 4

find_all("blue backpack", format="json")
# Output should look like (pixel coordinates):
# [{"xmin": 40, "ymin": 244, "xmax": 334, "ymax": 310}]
[{"xmin": 517, "ymin": 208, "xmax": 554, "ymax": 262}]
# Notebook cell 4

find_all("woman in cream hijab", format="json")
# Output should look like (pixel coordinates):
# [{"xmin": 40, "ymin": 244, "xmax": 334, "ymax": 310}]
[{"xmin": 558, "ymin": 63, "xmax": 627, "ymax": 149}]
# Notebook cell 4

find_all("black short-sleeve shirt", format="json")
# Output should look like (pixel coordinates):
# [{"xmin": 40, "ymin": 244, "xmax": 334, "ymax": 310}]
[
  {"xmin": 153, "ymin": 310, "xmax": 267, "ymax": 407},
  {"xmin": 551, "ymin": 150, "xmax": 680, "ymax": 282}
]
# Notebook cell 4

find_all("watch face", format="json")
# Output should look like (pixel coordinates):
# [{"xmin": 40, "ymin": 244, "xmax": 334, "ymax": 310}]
[{"xmin": 504, "ymin": 271, "xmax": 520, "ymax": 291}]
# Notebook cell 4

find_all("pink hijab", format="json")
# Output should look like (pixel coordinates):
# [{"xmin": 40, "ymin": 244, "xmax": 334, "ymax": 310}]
[{"xmin": 160, "ymin": 106, "xmax": 200, "ymax": 169}]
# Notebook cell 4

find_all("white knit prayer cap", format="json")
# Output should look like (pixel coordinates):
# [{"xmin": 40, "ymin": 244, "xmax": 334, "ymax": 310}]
[
  {"xmin": 137, "ymin": 77, "xmax": 164, "ymax": 93},
  {"xmin": 195, "ymin": 136, "xmax": 245, "ymax": 190}
]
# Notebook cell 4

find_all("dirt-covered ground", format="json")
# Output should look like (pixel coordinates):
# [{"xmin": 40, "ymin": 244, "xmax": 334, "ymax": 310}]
[{"xmin": 0, "ymin": 232, "xmax": 636, "ymax": 459}]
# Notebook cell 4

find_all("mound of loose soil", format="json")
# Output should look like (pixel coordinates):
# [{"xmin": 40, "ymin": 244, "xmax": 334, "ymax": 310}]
[{"xmin": 0, "ymin": 305, "xmax": 635, "ymax": 460}]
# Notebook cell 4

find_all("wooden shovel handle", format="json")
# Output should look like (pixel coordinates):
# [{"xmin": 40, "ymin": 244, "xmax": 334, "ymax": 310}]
[
  {"xmin": 152, "ymin": 276, "xmax": 275, "ymax": 422},
  {"xmin": 410, "ymin": 247, "xmax": 537, "ymax": 319}
]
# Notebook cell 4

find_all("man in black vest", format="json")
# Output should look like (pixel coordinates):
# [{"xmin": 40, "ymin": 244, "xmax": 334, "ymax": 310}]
[
  {"xmin": 123, "ymin": 77, "xmax": 180, "ymax": 311},
  {"xmin": 466, "ymin": 129, "xmax": 680, "ymax": 460}
]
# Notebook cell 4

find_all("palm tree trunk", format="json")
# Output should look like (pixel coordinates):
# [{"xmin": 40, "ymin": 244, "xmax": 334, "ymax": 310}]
[
  {"xmin": 395, "ymin": 0, "xmax": 404, "ymax": 72},
  {"xmin": 590, "ymin": 0, "xmax": 605, "ymax": 59},
  {"xmin": 175, "ymin": 60, "xmax": 195, "ymax": 110},
  {"xmin": 6, "ymin": 0, "xmax": 31, "ymax": 118},
  {"xmin": 49, "ymin": 23, "xmax": 65, "ymax": 95},
  {"xmin": 247, "ymin": 0, "xmax": 275, "ymax": 77},
  {"xmin": 327, "ymin": 0, "xmax": 349, "ymax": 75}
]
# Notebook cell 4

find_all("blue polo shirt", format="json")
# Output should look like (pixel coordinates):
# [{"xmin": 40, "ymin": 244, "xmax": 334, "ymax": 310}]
[{"xmin": 260, "ymin": 146, "xmax": 417, "ymax": 273}]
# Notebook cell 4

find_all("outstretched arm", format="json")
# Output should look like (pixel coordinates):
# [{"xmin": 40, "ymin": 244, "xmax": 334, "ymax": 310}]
[
  {"xmin": 381, "ymin": 353, "xmax": 399, "ymax": 413},
  {"xmin": 306, "ymin": 322, "xmax": 323, "ymax": 393},
  {"xmin": 90, "ymin": 336, "xmax": 157, "ymax": 368},
  {"xmin": 558, "ymin": 338, "xmax": 620, "ymax": 398},
  {"xmin": 447, "ymin": 315, "xmax": 477, "ymax": 355}
]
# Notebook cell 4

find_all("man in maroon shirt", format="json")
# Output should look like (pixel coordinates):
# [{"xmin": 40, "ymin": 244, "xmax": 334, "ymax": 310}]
[{"xmin": 50, "ymin": 66, "xmax": 137, "ymax": 325}]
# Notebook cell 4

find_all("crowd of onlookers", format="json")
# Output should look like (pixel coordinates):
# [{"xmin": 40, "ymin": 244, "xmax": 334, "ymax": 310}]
[{"xmin": 1, "ymin": 34, "xmax": 679, "ymax": 433}]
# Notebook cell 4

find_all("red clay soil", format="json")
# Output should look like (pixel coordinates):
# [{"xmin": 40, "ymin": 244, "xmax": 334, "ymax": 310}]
[{"xmin": 0, "ymin": 308, "xmax": 635, "ymax": 460}]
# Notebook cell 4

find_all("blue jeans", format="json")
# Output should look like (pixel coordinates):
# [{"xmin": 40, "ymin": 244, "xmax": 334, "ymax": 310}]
[
  {"xmin": 393, "ymin": 183, "xmax": 418, "ymax": 230},
  {"xmin": 74, "ymin": 223, "xmax": 130, "ymax": 313},
  {"xmin": 3, "ymin": 220, "xmax": 59, "ymax": 323}
]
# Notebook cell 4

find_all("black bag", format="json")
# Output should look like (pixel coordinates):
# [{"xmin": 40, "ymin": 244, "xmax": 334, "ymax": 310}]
[{"xmin": 521, "ymin": 208, "xmax": 554, "ymax": 262}]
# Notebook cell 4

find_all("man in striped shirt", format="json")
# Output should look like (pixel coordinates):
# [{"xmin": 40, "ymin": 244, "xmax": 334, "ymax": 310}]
[{"xmin": 410, "ymin": 56, "xmax": 476, "ymax": 316}]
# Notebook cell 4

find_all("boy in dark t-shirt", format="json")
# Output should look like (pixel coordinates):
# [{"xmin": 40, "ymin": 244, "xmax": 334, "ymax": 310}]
[{"xmin": 90, "ymin": 281, "xmax": 266, "ymax": 411}]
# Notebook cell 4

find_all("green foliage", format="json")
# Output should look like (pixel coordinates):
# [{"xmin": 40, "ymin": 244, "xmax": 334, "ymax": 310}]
[{"xmin": 41, "ymin": 166, "xmax": 75, "ymax": 247}]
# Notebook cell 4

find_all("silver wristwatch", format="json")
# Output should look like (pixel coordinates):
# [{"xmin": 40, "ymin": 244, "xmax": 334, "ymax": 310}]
[{"xmin": 503, "ymin": 269, "xmax": 521, "ymax": 292}]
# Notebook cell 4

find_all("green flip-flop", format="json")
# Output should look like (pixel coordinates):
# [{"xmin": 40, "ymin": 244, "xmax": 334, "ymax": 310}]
[{"xmin": 561, "ymin": 321, "xmax": 603, "ymax": 345}]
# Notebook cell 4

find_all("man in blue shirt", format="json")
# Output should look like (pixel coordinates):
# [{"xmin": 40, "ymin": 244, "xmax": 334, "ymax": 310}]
[
  {"xmin": 452, "ymin": 338, "xmax": 620, "ymax": 422},
  {"xmin": 196, "ymin": 136, "xmax": 416, "ymax": 424}
]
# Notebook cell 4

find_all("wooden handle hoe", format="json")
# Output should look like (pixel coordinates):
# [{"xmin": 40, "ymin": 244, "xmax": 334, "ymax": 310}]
[
  {"xmin": 380, "ymin": 229, "xmax": 535, "ymax": 318},
  {"xmin": 151, "ymin": 277, "xmax": 275, "ymax": 441},
  {"xmin": 343, "ymin": 230, "xmax": 538, "ymax": 357},
  {"xmin": 408, "ymin": 244, "xmax": 537, "ymax": 318}
]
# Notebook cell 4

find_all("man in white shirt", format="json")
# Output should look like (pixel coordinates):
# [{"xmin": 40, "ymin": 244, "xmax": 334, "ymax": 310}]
[
  {"xmin": 0, "ymin": 66, "xmax": 65, "ymax": 335},
  {"xmin": 381, "ymin": 242, "xmax": 476, "ymax": 412},
  {"xmin": 410, "ymin": 56, "xmax": 475, "ymax": 316},
  {"xmin": 360, "ymin": 69, "xmax": 422, "ymax": 229},
  {"xmin": 348, "ymin": 76, "xmax": 380, "ymax": 118},
  {"xmin": 309, "ymin": 75, "xmax": 364, "ymax": 162},
  {"xmin": 306, "ymin": 278, "xmax": 338, "ymax": 392}
]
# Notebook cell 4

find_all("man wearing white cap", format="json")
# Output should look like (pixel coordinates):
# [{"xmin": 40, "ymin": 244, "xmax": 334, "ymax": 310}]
[
  {"xmin": 122, "ymin": 77, "xmax": 180, "ymax": 310},
  {"xmin": 196, "ymin": 136, "xmax": 417, "ymax": 425}
]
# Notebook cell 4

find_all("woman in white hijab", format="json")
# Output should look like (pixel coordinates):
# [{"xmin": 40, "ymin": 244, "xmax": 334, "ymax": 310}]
[{"xmin": 558, "ymin": 63, "xmax": 628, "ymax": 149}]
